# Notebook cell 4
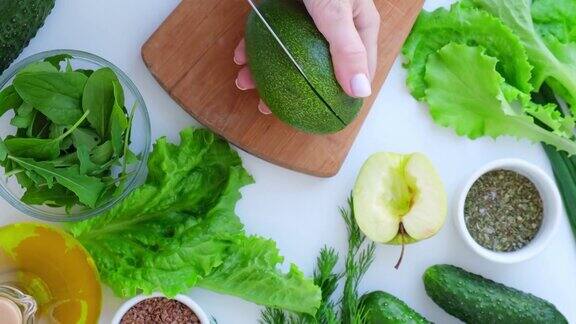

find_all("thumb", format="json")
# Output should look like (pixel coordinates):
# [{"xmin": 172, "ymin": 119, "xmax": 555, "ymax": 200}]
[{"xmin": 304, "ymin": 0, "xmax": 372, "ymax": 98}]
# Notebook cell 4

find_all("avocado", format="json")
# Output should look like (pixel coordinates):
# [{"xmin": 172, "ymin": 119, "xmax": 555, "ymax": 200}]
[
  {"xmin": 0, "ymin": 0, "xmax": 56, "ymax": 73},
  {"xmin": 245, "ymin": 0, "xmax": 362, "ymax": 134},
  {"xmin": 359, "ymin": 291, "xmax": 431, "ymax": 324},
  {"xmin": 424, "ymin": 264, "xmax": 568, "ymax": 323}
]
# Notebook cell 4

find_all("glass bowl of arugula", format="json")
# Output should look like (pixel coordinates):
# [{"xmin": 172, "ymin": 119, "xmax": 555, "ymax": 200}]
[{"xmin": 0, "ymin": 50, "xmax": 151, "ymax": 222}]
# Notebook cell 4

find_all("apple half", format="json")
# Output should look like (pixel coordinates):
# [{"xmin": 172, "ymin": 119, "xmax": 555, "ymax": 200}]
[{"xmin": 353, "ymin": 152, "xmax": 447, "ymax": 266}]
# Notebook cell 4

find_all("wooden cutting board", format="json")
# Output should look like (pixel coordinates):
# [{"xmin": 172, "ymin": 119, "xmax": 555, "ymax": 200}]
[{"xmin": 142, "ymin": 0, "xmax": 423, "ymax": 177}]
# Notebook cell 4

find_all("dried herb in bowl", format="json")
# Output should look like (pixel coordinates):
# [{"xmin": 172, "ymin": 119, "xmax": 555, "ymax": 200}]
[{"xmin": 464, "ymin": 169, "xmax": 543, "ymax": 252}]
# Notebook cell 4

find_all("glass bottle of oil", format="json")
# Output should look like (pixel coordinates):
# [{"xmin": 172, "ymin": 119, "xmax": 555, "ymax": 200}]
[
  {"xmin": 0, "ymin": 223, "xmax": 102, "ymax": 324},
  {"xmin": 0, "ymin": 284, "xmax": 36, "ymax": 323}
]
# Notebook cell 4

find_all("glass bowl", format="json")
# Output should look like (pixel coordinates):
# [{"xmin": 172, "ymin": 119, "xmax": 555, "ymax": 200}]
[{"xmin": 0, "ymin": 50, "xmax": 151, "ymax": 222}]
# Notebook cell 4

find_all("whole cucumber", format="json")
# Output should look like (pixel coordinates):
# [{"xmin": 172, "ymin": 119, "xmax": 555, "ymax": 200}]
[
  {"xmin": 424, "ymin": 264, "xmax": 567, "ymax": 323},
  {"xmin": 359, "ymin": 291, "xmax": 431, "ymax": 324},
  {"xmin": 0, "ymin": 0, "xmax": 56, "ymax": 72}
]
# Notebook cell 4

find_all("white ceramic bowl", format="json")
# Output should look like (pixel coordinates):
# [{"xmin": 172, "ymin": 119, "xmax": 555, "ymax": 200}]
[
  {"xmin": 455, "ymin": 159, "xmax": 561, "ymax": 263},
  {"xmin": 111, "ymin": 293, "xmax": 210, "ymax": 324}
]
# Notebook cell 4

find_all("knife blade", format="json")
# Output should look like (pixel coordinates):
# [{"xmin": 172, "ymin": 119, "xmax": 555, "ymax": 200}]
[
  {"xmin": 244, "ymin": 0, "xmax": 310, "ymax": 83},
  {"xmin": 243, "ymin": 0, "xmax": 345, "ymax": 124}
]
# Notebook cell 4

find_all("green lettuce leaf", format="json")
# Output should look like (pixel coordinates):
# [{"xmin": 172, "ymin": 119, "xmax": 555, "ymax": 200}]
[
  {"xmin": 200, "ymin": 236, "xmax": 322, "ymax": 315},
  {"xmin": 68, "ymin": 128, "xmax": 321, "ymax": 315},
  {"xmin": 402, "ymin": 3, "xmax": 532, "ymax": 100},
  {"xmin": 424, "ymin": 43, "xmax": 576, "ymax": 154},
  {"xmin": 532, "ymin": 0, "xmax": 576, "ymax": 43},
  {"xmin": 467, "ymin": 0, "xmax": 576, "ymax": 111}
]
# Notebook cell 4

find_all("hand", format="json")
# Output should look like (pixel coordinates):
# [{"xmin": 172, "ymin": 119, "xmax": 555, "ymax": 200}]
[{"xmin": 234, "ymin": 0, "xmax": 381, "ymax": 114}]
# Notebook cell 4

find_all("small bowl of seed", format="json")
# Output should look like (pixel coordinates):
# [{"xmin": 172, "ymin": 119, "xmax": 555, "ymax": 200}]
[
  {"xmin": 455, "ymin": 159, "xmax": 562, "ymax": 263},
  {"xmin": 112, "ymin": 293, "xmax": 210, "ymax": 324}
]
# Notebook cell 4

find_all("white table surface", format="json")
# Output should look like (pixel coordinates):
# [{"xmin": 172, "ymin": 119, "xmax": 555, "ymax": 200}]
[{"xmin": 2, "ymin": 0, "xmax": 576, "ymax": 323}]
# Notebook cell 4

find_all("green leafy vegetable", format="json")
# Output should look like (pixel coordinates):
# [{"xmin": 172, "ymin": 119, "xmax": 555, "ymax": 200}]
[
  {"xmin": 260, "ymin": 198, "xmax": 375, "ymax": 324},
  {"xmin": 402, "ymin": 3, "xmax": 532, "ymax": 100},
  {"xmin": 3, "ymin": 109, "xmax": 89, "ymax": 160},
  {"xmin": 0, "ymin": 86, "xmax": 23, "ymax": 116},
  {"xmin": 21, "ymin": 183, "xmax": 78, "ymax": 210},
  {"xmin": 13, "ymin": 71, "xmax": 87, "ymax": 125},
  {"xmin": 17, "ymin": 61, "xmax": 58, "ymax": 74},
  {"xmin": 466, "ymin": 0, "xmax": 576, "ymax": 110},
  {"xmin": 90, "ymin": 140, "xmax": 114, "ymax": 165},
  {"xmin": 340, "ymin": 200, "xmax": 376, "ymax": 324},
  {"xmin": 4, "ymin": 138, "xmax": 60, "ymax": 160},
  {"xmin": 109, "ymin": 80, "xmax": 128, "ymax": 155},
  {"xmin": 44, "ymin": 53, "xmax": 73, "ymax": 70},
  {"xmin": 68, "ymin": 128, "xmax": 320, "ymax": 315},
  {"xmin": 403, "ymin": 1, "xmax": 576, "ymax": 155},
  {"xmin": 8, "ymin": 156, "xmax": 105, "ymax": 207},
  {"xmin": 72, "ymin": 128, "xmax": 100, "ymax": 150},
  {"xmin": 424, "ymin": 43, "xmax": 576, "ymax": 153},
  {"xmin": 0, "ymin": 54, "xmax": 140, "ymax": 212},
  {"xmin": 82, "ymin": 67, "xmax": 118, "ymax": 138},
  {"xmin": 260, "ymin": 248, "xmax": 340, "ymax": 324},
  {"xmin": 10, "ymin": 102, "xmax": 35, "ymax": 129}
]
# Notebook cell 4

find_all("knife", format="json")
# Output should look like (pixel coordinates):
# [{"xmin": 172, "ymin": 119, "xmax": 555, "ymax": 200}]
[
  {"xmin": 243, "ymin": 0, "xmax": 345, "ymax": 123},
  {"xmin": 244, "ymin": 0, "xmax": 310, "ymax": 84}
]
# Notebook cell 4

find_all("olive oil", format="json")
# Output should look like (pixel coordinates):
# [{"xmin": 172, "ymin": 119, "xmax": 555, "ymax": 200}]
[{"xmin": 0, "ymin": 223, "xmax": 101, "ymax": 323}]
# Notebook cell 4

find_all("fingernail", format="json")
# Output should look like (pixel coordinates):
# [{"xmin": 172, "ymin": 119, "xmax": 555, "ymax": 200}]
[
  {"xmin": 351, "ymin": 73, "xmax": 372, "ymax": 98},
  {"xmin": 233, "ymin": 56, "xmax": 241, "ymax": 65},
  {"xmin": 235, "ymin": 78, "xmax": 246, "ymax": 91},
  {"xmin": 258, "ymin": 101, "xmax": 272, "ymax": 115}
]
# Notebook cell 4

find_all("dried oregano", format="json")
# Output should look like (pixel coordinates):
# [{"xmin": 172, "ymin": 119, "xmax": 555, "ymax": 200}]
[{"xmin": 464, "ymin": 169, "xmax": 543, "ymax": 252}]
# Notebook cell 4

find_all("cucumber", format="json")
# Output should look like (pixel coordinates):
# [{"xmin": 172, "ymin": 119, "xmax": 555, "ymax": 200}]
[
  {"xmin": 359, "ymin": 291, "xmax": 431, "ymax": 324},
  {"xmin": 0, "ymin": 0, "xmax": 56, "ymax": 73},
  {"xmin": 424, "ymin": 264, "xmax": 567, "ymax": 323}
]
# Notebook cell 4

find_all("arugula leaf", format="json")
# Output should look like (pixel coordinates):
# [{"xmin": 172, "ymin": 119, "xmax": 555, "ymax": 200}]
[
  {"xmin": 48, "ymin": 124, "xmax": 73, "ymax": 151},
  {"xmin": 10, "ymin": 102, "xmax": 35, "ymax": 129},
  {"xmin": 4, "ymin": 109, "xmax": 89, "ymax": 160},
  {"xmin": 0, "ymin": 85, "xmax": 23, "ymax": 117},
  {"xmin": 68, "ymin": 128, "xmax": 320, "ymax": 314},
  {"xmin": 424, "ymin": 43, "xmax": 576, "ymax": 154},
  {"xmin": 17, "ymin": 61, "xmax": 59, "ymax": 74},
  {"xmin": 49, "ymin": 152, "xmax": 79, "ymax": 167},
  {"xmin": 77, "ymin": 144, "xmax": 100, "ymax": 175},
  {"xmin": 76, "ymin": 69, "xmax": 94, "ymax": 77},
  {"xmin": 13, "ymin": 71, "xmax": 87, "ymax": 125},
  {"xmin": 8, "ymin": 156, "xmax": 105, "ymax": 207},
  {"xmin": 3, "ymin": 138, "xmax": 60, "ymax": 160},
  {"xmin": 109, "ymin": 80, "xmax": 128, "ymax": 155},
  {"xmin": 43, "ymin": 54, "xmax": 73, "ymax": 70},
  {"xmin": 21, "ymin": 183, "xmax": 78, "ymax": 210},
  {"xmin": 82, "ymin": 68, "xmax": 118, "ymax": 138},
  {"xmin": 90, "ymin": 140, "xmax": 114, "ymax": 165},
  {"xmin": 72, "ymin": 128, "xmax": 101, "ymax": 150},
  {"xmin": 0, "ymin": 140, "xmax": 8, "ymax": 161}
]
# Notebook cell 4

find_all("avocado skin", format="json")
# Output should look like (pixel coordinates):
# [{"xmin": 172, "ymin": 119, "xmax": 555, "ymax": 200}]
[
  {"xmin": 0, "ymin": 0, "xmax": 56, "ymax": 73},
  {"xmin": 245, "ymin": 0, "xmax": 362, "ymax": 134},
  {"xmin": 359, "ymin": 291, "xmax": 431, "ymax": 324},
  {"xmin": 424, "ymin": 264, "xmax": 568, "ymax": 324}
]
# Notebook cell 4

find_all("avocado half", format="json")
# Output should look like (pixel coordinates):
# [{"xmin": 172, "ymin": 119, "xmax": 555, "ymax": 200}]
[{"xmin": 245, "ymin": 0, "xmax": 363, "ymax": 134}]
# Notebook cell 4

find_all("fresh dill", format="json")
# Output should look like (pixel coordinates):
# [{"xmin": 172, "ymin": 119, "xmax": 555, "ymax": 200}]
[{"xmin": 259, "ymin": 197, "xmax": 376, "ymax": 324}]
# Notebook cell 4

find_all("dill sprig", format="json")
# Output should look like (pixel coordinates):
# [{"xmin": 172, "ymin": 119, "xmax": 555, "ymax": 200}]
[
  {"xmin": 260, "ymin": 196, "xmax": 376, "ymax": 324},
  {"xmin": 340, "ymin": 197, "xmax": 376, "ymax": 324}
]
